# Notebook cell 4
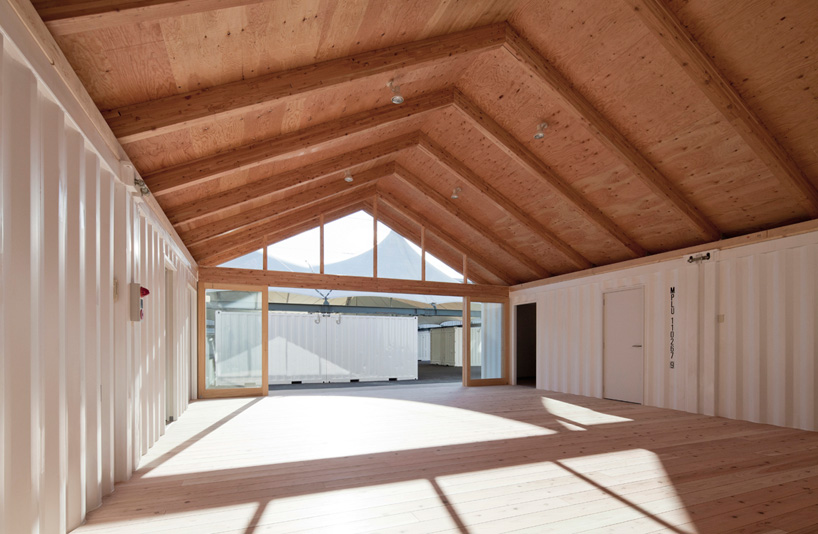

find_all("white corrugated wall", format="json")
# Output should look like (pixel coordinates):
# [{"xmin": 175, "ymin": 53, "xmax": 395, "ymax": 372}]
[
  {"xmin": 0, "ymin": 23, "xmax": 197, "ymax": 534},
  {"xmin": 267, "ymin": 313, "xmax": 418, "ymax": 383},
  {"xmin": 511, "ymin": 230, "xmax": 818, "ymax": 431}
]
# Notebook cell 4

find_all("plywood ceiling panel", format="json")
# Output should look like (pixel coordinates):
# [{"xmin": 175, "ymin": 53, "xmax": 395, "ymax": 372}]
[{"xmin": 35, "ymin": 0, "xmax": 818, "ymax": 284}]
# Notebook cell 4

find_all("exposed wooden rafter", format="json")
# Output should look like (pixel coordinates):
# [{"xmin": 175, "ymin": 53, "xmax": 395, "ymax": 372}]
[
  {"xmin": 452, "ymin": 90, "xmax": 648, "ymax": 258},
  {"xmin": 199, "ymin": 267, "xmax": 510, "ymax": 299},
  {"xmin": 181, "ymin": 164, "xmax": 393, "ymax": 246},
  {"xmin": 143, "ymin": 89, "xmax": 452, "ymax": 196},
  {"xmin": 193, "ymin": 185, "xmax": 377, "ymax": 265},
  {"xmin": 377, "ymin": 191, "xmax": 516, "ymax": 285},
  {"xmin": 105, "ymin": 24, "xmax": 506, "ymax": 143},
  {"xmin": 416, "ymin": 133, "xmax": 593, "ymax": 270},
  {"xmin": 502, "ymin": 24, "xmax": 722, "ymax": 241},
  {"xmin": 626, "ymin": 0, "xmax": 818, "ymax": 218},
  {"xmin": 34, "ymin": 0, "xmax": 268, "ymax": 36},
  {"xmin": 166, "ymin": 134, "xmax": 417, "ymax": 226},
  {"xmin": 392, "ymin": 164, "xmax": 550, "ymax": 279}
]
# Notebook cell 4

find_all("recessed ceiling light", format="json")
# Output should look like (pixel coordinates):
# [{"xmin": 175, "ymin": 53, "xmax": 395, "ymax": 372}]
[
  {"xmin": 387, "ymin": 80, "xmax": 404, "ymax": 105},
  {"xmin": 344, "ymin": 170, "xmax": 354, "ymax": 183},
  {"xmin": 451, "ymin": 186, "xmax": 461, "ymax": 199},
  {"xmin": 534, "ymin": 122, "xmax": 548, "ymax": 139}
]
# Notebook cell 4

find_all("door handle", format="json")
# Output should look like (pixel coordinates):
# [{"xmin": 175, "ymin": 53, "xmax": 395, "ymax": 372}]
[{"xmin": 632, "ymin": 344, "xmax": 642, "ymax": 348}]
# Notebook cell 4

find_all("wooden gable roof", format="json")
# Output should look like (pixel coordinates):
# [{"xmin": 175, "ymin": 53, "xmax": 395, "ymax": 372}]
[{"xmin": 32, "ymin": 0, "xmax": 818, "ymax": 284}]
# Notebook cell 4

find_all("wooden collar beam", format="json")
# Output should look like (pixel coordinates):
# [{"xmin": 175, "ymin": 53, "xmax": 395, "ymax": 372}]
[{"xmin": 198, "ymin": 267, "xmax": 510, "ymax": 300}]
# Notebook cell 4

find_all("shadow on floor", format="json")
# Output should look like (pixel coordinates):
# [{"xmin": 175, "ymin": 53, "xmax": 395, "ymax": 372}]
[{"xmin": 267, "ymin": 361, "xmax": 463, "ymax": 391}]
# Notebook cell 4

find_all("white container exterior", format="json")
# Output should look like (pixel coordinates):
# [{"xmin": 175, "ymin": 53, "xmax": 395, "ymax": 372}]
[
  {"xmin": 418, "ymin": 330, "xmax": 432, "ymax": 361},
  {"xmin": 511, "ymin": 229, "xmax": 818, "ymax": 432},
  {"xmin": 267, "ymin": 313, "xmax": 418, "ymax": 384},
  {"xmin": 430, "ymin": 327, "xmax": 482, "ymax": 367},
  {"xmin": 0, "ymin": 18, "xmax": 198, "ymax": 534}
]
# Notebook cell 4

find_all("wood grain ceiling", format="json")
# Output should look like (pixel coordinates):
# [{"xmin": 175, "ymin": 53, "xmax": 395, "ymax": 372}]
[{"xmin": 32, "ymin": 0, "xmax": 818, "ymax": 284}]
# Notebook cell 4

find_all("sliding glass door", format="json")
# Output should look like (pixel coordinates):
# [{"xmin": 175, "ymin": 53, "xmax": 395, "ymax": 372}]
[
  {"xmin": 198, "ymin": 283, "xmax": 268, "ymax": 398},
  {"xmin": 463, "ymin": 297, "xmax": 509, "ymax": 386}
]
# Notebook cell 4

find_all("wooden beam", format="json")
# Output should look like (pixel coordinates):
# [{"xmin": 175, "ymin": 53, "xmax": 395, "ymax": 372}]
[
  {"xmin": 421, "ymin": 226, "xmax": 426, "ymax": 282},
  {"xmin": 626, "ymin": 0, "xmax": 818, "ymax": 218},
  {"xmin": 199, "ymin": 267, "xmax": 510, "ymax": 300},
  {"xmin": 143, "ymin": 89, "xmax": 453, "ymax": 196},
  {"xmin": 378, "ymin": 192, "xmax": 515, "ymax": 285},
  {"xmin": 392, "ymin": 164, "xmax": 550, "ymax": 280},
  {"xmin": 452, "ymin": 90, "xmax": 648, "ymax": 258},
  {"xmin": 104, "ymin": 24, "xmax": 506, "ymax": 143},
  {"xmin": 34, "ymin": 0, "xmax": 268, "ymax": 36},
  {"xmin": 192, "ymin": 186, "xmax": 375, "ymax": 265},
  {"xmin": 370, "ymin": 197, "xmax": 498, "ymax": 286},
  {"xmin": 180, "ymin": 164, "xmax": 392, "ymax": 246},
  {"xmin": 417, "ymin": 133, "xmax": 593, "ymax": 270},
  {"xmin": 165, "ymin": 133, "xmax": 417, "ymax": 226},
  {"xmin": 502, "ymin": 24, "xmax": 722, "ymax": 241}
]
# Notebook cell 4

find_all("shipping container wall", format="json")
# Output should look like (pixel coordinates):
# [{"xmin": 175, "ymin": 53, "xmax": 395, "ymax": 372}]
[
  {"xmin": 0, "ymin": 27, "xmax": 197, "ymax": 534},
  {"xmin": 418, "ymin": 330, "xmax": 432, "ymax": 361},
  {"xmin": 511, "ymin": 230, "xmax": 818, "ymax": 431},
  {"xmin": 430, "ymin": 327, "xmax": 482, "ymax": 367},
  {"xmin": 266, "ymin": 313, "xmax": 418, "ymax": 383}
]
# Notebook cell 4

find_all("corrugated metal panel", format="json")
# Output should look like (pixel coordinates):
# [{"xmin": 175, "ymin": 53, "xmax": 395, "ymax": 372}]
[
  {"xmin": 268, "ymin": 313, "xmax": 325, "ymax": 383},
  {"xmin": 0, "ymin": 30, "xmax": 197, "ymax": 533},
  {"xmin": 213, "ymin": 311, "xmax": 263, "ymax": 387},
  {"xmin": 267, "ymin": 313, "xmax": 418, "ymax": 383},
  {"xmin": 418, "ymin": 330, "xmax": 431, "ymax": 361},
  {"xmin": 513, "ymin": 232, "xmax": 818, "ymax": 431}
]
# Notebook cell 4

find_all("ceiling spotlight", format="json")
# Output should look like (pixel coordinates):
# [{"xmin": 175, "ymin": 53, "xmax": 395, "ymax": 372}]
[
  {"xmin": 344, "ymin": 170, "xmax": 354, "ymax": 183},
  {"xmin": 534, "ymin": 122, "xmax": 548, "ymax": 139},
  {"xmin": 451, "ymin": 187, "xmax": 461, "ymax": 199},
  {"xmin": 387, "ymin": 80, "xmax": 404, "ymax": 104}
]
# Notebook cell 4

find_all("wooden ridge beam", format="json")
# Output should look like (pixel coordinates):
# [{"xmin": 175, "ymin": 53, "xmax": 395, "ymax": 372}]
[
  {"xmin": 166, "ymin": 133, "xmax": 417, "ymax": 226},
  {"xmin": 626, "ymin": 0, "xmax": 818, "ymax": 218},
  {"xmin": 377, "ymin": 191, "xmax": 515, "ymax": 285},
  {"xmin": 199, "ymin": 267, "xmax": 510, "ymax": 300},
  {"xmin": 452, "ymin": 89, "xmax": 647, "ymax": 258},
  {"xmin": 192, "ymin": 185, "xmax": 376, "ymax": 264},
  {"xmin": 417, "ymin": 133, "xmax": 593, "ymax": 270},
  {"xmin": 104, "ymin": 24, "xmax": 506, "ymax": 143},
  {"xmin": 181, "ymin": 164, "xmax": 393, "ymax": 246},
  {"xmin": 143, "ymin": 89, "xmax": 453, "ymax": 196},
  {"xmin": 502, "ymin": 24, "xmax": 722, "ymax": 241},
  {"xmin": 392, "ymin": 164, "xmax": 550, "ymax": 280},
  {"xmin": 369, "ymin": 202, "xmax": 496, "ymax": 286},
  {"xmin": 34, "ymin": 0, "xmax": 268, "ymax": 36}
]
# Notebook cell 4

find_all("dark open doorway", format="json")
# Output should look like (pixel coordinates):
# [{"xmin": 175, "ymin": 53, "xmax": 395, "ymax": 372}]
[{"xmin": 515, "ymin": 303, "xmax": 537, "ymax": 387}]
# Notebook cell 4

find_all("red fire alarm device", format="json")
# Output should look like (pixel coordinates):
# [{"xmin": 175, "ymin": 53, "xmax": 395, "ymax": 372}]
[{"xmin": 130, "ymin": 283, "xmax": 150, "ymax": 321}]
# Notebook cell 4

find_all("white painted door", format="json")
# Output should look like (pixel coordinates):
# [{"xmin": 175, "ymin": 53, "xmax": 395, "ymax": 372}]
[{"xmin": 603, "ymin": 287, "xmax": 644, "ymax": 404}]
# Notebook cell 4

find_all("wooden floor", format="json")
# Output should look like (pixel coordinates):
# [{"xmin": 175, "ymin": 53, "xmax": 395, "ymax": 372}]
[{"xmin": 76, "ymin": 384, "xmax": 818, "ymax": 534}]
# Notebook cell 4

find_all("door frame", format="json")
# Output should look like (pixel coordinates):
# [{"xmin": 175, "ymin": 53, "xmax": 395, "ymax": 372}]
[
  {"xmin": 197, "ymin": 281, "xmax": 269, "ymax": 398},
  {"xmin": 602, "ymin": 285, "xmax": 645, "ymax": 404},
  {"xmin": 463, "ymin": 295, "xmax": 510, "ymax": 386}
]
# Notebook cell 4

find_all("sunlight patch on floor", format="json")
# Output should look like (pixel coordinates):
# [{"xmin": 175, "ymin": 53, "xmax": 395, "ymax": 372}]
[
  {"xmin": 142, "ymin": 395, "xmax": 556, "ymax": 478},
  {"xmin": 542, "ymin": 396, "xmax": 634, "ymax": 425}
]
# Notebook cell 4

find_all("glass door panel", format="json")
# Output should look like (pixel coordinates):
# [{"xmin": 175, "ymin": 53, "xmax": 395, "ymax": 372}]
[
  {"xmin": 204, "ymin": 288, "xmax": 265, "ymax": 392},
  {"xmin": 465, "ymin": 298, "xmax": 507, "ymax": 385}
]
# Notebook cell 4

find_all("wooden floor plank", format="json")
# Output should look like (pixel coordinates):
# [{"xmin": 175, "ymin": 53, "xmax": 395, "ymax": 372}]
[{"xmin": 75, "ymin": 384, "xmax": 818, "ymax": 534}]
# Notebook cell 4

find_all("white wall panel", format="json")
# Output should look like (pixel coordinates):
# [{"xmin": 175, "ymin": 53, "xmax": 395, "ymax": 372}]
[
  {"xmin": 267, "ymin": 313, "xmax": 418, "ymax": 383},
  {"xmin": 418, "ymin": 330, "xmax": 431, "ymax": 361},
  {"xmin": 0, "ymin": 27, "xmax": 197, "ymax": 533},
  {"xmin": 512, "ymin": 231, "xmax": 818, "ymax": 432}
]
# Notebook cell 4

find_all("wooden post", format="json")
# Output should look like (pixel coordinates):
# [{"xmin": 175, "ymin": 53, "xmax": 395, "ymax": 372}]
[
  {"xmin": 421, "ymin": 226, "xmax": 426, "ymax": 281},
  {"xmin": 373, "ymin": 197, "xmax": 378, "ymax": 278},
  {"xmin": 462, "ymin": 253, "xmax": 468, "ymax": 283},
  {"xmin": 262, "ymin": 238, "xmax": 267, "ymax": 271},
  {"xmin": 319, "ymin": 214, "xmax": 324, "ymax": 274}
]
